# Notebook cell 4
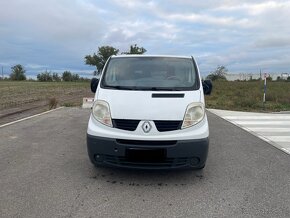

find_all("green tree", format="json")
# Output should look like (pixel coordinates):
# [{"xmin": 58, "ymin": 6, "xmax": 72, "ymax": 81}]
[
  {"xmin": 62, "ymin": 71, "xmax": 73, "ymax": 81},
  {"xmin": 37, "ymin": 72, "xmax": 53, "ymax": 82},
  {"xmin": 122, "ymin": 44, "xmax": 147, "ymax": 54},
  {"xmin": 52, "ymin": 73, "xmax": 61, "ymax": 82},
  {"xmin": 10, "ymin": 64, "xmax": 26, "ymax": 80},
  {"xmin": 71, "ymin": 73, "xmax": 80, "ymax": 81},
  {"xmin": 85, "ymin": 46, "xmax": 119, "ymax": 75},
  {"xmin": 206, "ymin": 65, "xmax": 228, "ymax": 81}
]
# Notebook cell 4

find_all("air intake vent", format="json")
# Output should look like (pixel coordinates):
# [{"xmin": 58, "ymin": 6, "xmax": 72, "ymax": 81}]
[
  {"xmin": 103, "ymin": 155, "xmax": 191, "ymax": 169},
  {"xmin": 112, "ymin": 119, "xmax": 140, "ymax": 131},
  {"xmin": 152, "ymin": 93, "xmax": 185, "ymax": 98},
  {"xmin": 154, "ymin": 120, "xmax": 182, "ymax": 132},
  {"xmin": 116, "ymin": 139, "xmax": 177, "ymax": 146}
]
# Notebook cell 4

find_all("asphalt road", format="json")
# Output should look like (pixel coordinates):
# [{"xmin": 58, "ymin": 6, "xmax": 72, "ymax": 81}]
[
  {"xmin": 209, "ymin": 109, "xmax": 290, "ymax": 155},
  {"xmin": 0, "ymin": 108, "xmax": 290, "ymax": 218}
]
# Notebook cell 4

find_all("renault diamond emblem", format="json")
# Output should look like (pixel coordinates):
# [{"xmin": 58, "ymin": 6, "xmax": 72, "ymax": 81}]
[{"xmin": 142, "ymin": 121, "xmax": 152, "ymax": 133}]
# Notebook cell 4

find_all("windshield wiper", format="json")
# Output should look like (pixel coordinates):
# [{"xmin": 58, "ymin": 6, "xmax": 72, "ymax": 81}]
[
  {"xmin": 149, "ymin": 87, "xmax": 184, "ymax": 91},
  {"xmin": 105, "ymin": 85, "xmax": 134, "ymax": 90},
  {"xmin": 105, "ymin": 85, "xmax": 185, "ymax": 91}
]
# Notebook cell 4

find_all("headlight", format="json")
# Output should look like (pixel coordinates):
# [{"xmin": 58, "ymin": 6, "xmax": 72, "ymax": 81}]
[
  {"xmin": 181, "ymin": 103, "xmax": 205, "ymax": 129},
  {"xmin": 92, "ymin": 100, "xmax": 113, "ymax": 127}
]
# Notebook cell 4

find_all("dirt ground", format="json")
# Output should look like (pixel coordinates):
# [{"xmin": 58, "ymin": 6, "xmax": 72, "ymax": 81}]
[{"xmin": 0, "ymin": 81, "xmax": 93, "ymax": 125}]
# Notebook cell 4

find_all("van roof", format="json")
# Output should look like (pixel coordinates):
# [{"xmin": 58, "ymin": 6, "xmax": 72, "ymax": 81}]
[{"xmin": 111, "ymin": 55, "xmax": 192, "ymax": 59}]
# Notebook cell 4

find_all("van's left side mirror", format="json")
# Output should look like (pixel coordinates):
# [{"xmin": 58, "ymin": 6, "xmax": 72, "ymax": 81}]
[
  {"xmin": 202, "ymin": 80, "xmax": 213, "ymax": 95},
  {"xmin": 91, "ymin": 78, "xmax": 99, "ymax": 93}
]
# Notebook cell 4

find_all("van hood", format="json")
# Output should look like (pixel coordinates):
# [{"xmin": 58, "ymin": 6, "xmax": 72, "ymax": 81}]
[{"xmin": 96, "ymin": 89, "xmax": 201, "ymax": 120}]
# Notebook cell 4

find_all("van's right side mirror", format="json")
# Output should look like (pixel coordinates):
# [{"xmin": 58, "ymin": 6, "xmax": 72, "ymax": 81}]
[
  {"xmin": 202, "ymin": 80, "xmax": 213, "ymax": 95},
  {"xmin": 90, "ymin": 78, "xmax": 99, "ymax": 93}
]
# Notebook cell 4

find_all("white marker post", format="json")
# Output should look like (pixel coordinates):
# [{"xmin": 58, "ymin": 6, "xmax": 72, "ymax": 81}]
[
  {"xmin": 82, "ymin": 97, "xmax": 94, "ymax": 109},
  {"xmin": 263, "ymin": 73, "xmax": 267, "ymax": 107}
]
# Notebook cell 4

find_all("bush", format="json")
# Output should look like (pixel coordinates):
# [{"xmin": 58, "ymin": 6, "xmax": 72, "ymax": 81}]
[
  {"xmin": 52, "ymin": 73, "xmax": 61, "ymax": 82},
  {"xmin": 62, "ymin": 71, "xmax": 81, "ymax": 82},
  {"xmin": 38, "ymin": 71, "xmax": 83, "ymax": 82},
  {"xmin": 206, "ymin": 74, "xmax": 227, "ymax": 81},
  {"xmin": 62, "ymin": 71, "xmax": 72, "ymax": 81},
  {"xmin": 37, "ymin": 72, "xmax": 53, "ymax": 82},
  {"xmin": 48, "ymin": 97, "xmax": 58, "ymax": 109}
]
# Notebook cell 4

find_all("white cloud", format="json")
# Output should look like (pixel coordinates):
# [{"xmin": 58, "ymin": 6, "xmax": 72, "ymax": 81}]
[
  {"xmin": 255, "ymin": 37, "xmax": 290, "ymax": 48},
  {"xmin": 216, "ymin": 1, "xmax": 290, "ymax": 15},
  {"xmin": 164, "ymin": 13, "xmax": 253, "ymax": 27},
  {"xmin": 25, "ymin": 64, "xmax": 48, "ymax": 69},
  {"xmin": 1, "ymin": 0, "xmax": 290, "ymax": 75}
]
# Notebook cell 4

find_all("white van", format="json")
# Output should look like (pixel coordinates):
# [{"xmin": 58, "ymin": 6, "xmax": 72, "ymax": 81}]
[{"xmin": 87, "ymin": 55, "xmax": 212, "ymax": 169}]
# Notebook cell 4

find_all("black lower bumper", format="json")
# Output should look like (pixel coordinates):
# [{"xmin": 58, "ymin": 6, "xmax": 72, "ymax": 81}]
[{"xmin": 87, "ymin": 134, "xmax": 209, "ymax": 170}]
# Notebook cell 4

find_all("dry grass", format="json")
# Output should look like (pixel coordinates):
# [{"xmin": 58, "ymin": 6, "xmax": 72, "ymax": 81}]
[
  {"xmin": 0, "ymin": 81, "xmax": 93, "ymax": 110},
  {"xmin": 1, "ymin": 80, "xmax": 290, "ymax": 113},
  {"xmin": 48, "ymin": 97, "xmax": 58, "ymax": 109},
  {"xmin": 205, "ymin": 80, "xmax": 290, "ymax": 112}
]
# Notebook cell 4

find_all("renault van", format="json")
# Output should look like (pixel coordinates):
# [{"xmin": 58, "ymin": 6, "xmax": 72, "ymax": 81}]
[{"xmin": 87, "ymin": 55, "xmax": 212, "ymax": 169}]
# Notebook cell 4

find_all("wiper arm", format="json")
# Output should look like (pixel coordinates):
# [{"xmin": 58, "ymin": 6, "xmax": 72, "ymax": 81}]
[
  {"xmin": 105, "ymin": 86, "xmax": 184, "ymax": 91},
  {"xmin": 106, "ymin": 85, "xmax": 134, "ymax": 90},
  {"xmin": 150, "ymin": 87, "xmax": 184, "ymax": 91}
]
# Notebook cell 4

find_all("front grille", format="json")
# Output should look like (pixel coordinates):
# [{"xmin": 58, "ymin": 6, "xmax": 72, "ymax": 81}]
[
  {"xmin": 112, "ymin": 119, "xmax": 182, "ymax": 132},
  {"xmin": 112, "ymin": 119, "xmax": 140, "ymax": 131},
  {"xmin": 154, "ymin": 120, "xmax": 182, "ymax": 132}
]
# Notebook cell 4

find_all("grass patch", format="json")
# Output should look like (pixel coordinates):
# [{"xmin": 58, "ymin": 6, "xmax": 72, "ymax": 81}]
[
  {"xmin": 205, "ymin": 80, "xmax": 290, "ymax": 112},
  {"xmin": 1, "ymin": 80, "xmax": 290, "ymax": 112},
  {"xmin": 62, "ymin": 102, "xmax": 82, "ymax": 107}
]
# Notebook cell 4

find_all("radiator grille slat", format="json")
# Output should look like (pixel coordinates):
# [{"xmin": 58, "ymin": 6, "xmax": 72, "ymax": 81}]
[
  {"xmin": 154, "ymin": 120, "xmax": 182, "ymax": 132},
  {"xmin": 112, "ymin": 119, "xmax": 140, "ymax": 131}
]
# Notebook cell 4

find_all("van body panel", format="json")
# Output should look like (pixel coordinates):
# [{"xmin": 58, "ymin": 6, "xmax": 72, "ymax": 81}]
[
  {"xmin": 96, "ymin": 89, "xmax": 201, "ymax": 120},
  {"xmin": 87, "ymin": 55, "xmax": 210, "ymax": 170}
]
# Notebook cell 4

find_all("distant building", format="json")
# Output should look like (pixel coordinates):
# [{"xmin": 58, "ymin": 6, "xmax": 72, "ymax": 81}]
[
  {"xmin": 225, "ymin": 73, "xmax": 288, "ymax": 81},
  {"xmin": 281, "ymin": 73, "xmax": 289, "ymax": 80}
]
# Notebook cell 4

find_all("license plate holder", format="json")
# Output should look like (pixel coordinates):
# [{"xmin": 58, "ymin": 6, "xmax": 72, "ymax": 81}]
[{"xmin": 126, "ymin": 148, "xmax": 166, "ymax": 163}]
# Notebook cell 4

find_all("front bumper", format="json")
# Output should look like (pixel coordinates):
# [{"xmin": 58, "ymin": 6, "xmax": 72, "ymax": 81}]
[{"xmin": 87, "ymin": 134, "xmax": 209, "ymax": 169}]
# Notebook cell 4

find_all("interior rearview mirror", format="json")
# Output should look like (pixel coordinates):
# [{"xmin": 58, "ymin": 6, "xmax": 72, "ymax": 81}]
[
  {"xmin": 91, "ymin": 78, "xmax": 99, "ymax": 93},
  {"xmin": 202, "ymin": 80, "xmax": 212, "ymax": 95}
]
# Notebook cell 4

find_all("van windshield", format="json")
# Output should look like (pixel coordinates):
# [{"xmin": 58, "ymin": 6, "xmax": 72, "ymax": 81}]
[{"xmin": 101, "ymin": 57, "xmax": 198, "ymax": 91}]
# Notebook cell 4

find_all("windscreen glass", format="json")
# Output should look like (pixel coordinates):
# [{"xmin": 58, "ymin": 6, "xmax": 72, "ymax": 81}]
[{"xmin": 101, "ymin": 57, "xmax": 198, "ymax": 91}]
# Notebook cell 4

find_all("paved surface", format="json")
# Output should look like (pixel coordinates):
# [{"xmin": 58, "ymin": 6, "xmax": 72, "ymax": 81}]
[
  {"xmin": 209, "ymin": 109, "xmax": 290, "ymax": 155},
  {"xmin": 0, "ymin": 108, "xmax": 290, "ymax": 218}
]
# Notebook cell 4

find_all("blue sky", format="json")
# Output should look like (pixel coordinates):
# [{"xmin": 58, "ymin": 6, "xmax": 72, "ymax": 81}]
[{"xmin": 1, "ymin": 0, "xmax": 290, "ymax": 78}]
